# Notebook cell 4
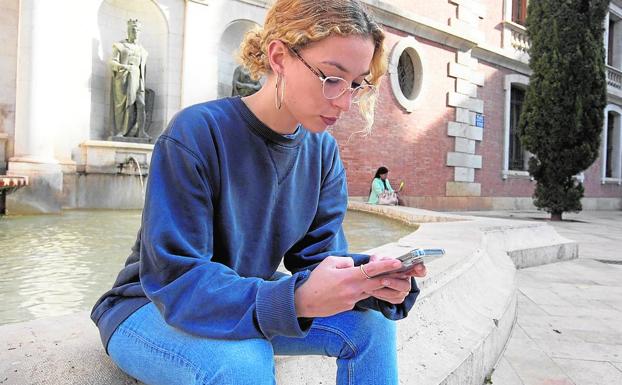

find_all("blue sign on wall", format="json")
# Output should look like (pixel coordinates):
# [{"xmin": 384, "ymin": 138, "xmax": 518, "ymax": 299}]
[{"xmin": 475, "ymin": 113, "xmax": 484, "ymax": 128}]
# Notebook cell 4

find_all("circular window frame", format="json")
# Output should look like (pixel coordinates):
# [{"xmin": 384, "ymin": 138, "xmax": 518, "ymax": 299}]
[{"xmin": 389, "ymin": 36, "xmax": 424, "ymax": 113}]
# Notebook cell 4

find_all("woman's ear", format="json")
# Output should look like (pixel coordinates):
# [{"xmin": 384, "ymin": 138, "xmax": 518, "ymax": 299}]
[{"xmin": 267, "ymin": 40, "xmax": 288, "ymax": 75}]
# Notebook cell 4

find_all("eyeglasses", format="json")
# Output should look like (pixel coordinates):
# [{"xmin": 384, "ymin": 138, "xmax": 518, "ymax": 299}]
[{"xmin": 288, "ymin": 46, "xmax": 375, "ymax": 103}]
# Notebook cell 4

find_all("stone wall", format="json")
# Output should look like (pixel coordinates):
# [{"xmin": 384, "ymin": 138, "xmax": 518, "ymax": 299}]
[{"xmin": 0, "ymin": 0, "xmax": 18, "ymax": 163}]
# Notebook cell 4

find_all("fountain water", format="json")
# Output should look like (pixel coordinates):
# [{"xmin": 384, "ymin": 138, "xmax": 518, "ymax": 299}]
[
  {"xmin": 0, "ymin": 209, "xmax": 413, "ymax": 325},
  {"xmin": 121, "ymin": 155, "xmax": 146, "ymax": 200}
]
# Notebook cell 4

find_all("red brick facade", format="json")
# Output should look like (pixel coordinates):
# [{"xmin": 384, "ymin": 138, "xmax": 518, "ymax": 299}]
[{"xmin": 330, "ymin": 1, "xmax": 622, "ymax": 210}]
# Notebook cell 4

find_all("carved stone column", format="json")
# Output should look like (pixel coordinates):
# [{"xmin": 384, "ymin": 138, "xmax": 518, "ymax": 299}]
[{"xmin": 8, "ymin": 0, "xmax": 64, "ymax": 213}]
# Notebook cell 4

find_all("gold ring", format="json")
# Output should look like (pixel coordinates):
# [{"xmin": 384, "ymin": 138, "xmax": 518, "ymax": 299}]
[{"xmin": 360, "ymin": 264, "xmax": 372, "ymax": 279}]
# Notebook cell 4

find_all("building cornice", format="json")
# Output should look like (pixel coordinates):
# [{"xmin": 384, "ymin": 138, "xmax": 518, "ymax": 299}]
[
  {"xmin": 225, "ymin": 0, "xmax": 531, "ymax": 74},
  {"xmin": 363, "ymin": 0, "xmax": 479, "ymax": 51},
  {"xmin": 363, "ymin": 1, "xmax": 530, "ymax": 74},
  {"xmin": 472, "ymin": 44, "xmax": 531, "ymax": 75}
]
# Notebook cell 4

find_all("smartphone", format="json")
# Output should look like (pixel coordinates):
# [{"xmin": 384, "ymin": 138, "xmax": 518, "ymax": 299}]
[{"xmin": 372, "ymin": 248, "xmax": 445, "ymax": 277}]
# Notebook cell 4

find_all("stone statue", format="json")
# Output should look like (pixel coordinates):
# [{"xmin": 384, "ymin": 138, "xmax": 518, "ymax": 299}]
[
  {"xmin": 231, "ymin": 65, "xmax": 261, "ymax": 97},
  {"xmin": 110, "ymin": 19, "xmax": 151, "ymax": 141}
]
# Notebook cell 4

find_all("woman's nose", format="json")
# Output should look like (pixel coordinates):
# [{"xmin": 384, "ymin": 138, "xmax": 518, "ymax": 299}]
[{"xmin": 331, "ymin": 91, "xmax": 353, "ymax": 112}]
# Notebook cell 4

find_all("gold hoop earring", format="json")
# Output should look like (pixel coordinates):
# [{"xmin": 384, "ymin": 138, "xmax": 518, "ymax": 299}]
[{"xmin": 275, "ymin": 73, "xmax": 285, "ymax": 110}]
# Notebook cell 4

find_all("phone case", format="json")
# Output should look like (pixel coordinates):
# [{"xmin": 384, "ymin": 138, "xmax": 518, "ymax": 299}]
[{"xmin": 372, "ymin": 248, "xmax": 445, "ymax": 277}]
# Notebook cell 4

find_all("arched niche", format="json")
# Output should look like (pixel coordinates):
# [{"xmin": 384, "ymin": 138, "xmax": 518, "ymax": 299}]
[
  {"xmin": 91, "ymin": 0, "xmax": 170, "ymax": 140},
  {"xmin": 218, "ymin": 20, "xmax": 262, "ymax": 99}
]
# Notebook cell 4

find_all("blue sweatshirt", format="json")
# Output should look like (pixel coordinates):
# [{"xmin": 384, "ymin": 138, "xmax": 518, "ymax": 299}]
[{"xmin": 91, "ymin": 97, "xmax": 419, "ymax": 351}]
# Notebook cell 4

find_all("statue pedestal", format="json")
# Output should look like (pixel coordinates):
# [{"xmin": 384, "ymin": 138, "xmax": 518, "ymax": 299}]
[
  {"xmin": 67, "ymin": 140, "xmax": 155, "ymax": 209},
  {"xmin": 108, "ymin": 136, "xmax": 153, "ymax": 145},
  {"xmin": 78, "ymin": 140, "xmax": 153, "ymax": 175}
]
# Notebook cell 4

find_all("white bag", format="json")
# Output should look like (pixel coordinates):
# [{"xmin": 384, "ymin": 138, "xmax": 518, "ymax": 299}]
[{"xmin": 378, "ymin": 191, "xmax": 398, "ymax": 205}]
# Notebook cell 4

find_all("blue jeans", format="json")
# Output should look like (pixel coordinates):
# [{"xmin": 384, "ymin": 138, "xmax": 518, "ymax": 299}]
[{"xmin": 108, "ymin": 302, "xmax": 397, "ymax": 385}]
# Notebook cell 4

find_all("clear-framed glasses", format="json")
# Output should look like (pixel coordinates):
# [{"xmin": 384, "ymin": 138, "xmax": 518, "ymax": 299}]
[{"xmin": 288, "ymin": 46, "xmax": 376, "ymax": 103}]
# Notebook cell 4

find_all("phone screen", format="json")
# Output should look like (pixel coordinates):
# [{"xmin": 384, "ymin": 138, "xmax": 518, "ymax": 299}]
[{"xmin": 371, "ymin": 248, "xmax": 445, "ymax": 277}]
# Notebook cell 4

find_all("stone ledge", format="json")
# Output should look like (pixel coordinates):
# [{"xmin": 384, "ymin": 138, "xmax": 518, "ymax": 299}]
[
  {"xmin": 0, "ymin": 205, "xmax": 577, "ymax": 385},
  {"xmin": 78, "ymin": 141, "xmax": 153, "ymax": 175},
  {"xmin": 446, "ymin": 152, "xmax": 482, "ymax": 169},
  {"xmin": 447, "ymin": 121, "xmax": 483, "ymax": 141},
  {"xmin": 447, "ymin": 92, "xmax": 484, "ymax": 113},
  {"xmin": 446, "ymin": 181, "xmax": 482, "ymax": 197}
]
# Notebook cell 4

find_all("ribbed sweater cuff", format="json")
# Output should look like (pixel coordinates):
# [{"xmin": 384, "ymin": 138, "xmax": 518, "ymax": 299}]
[{"xmin": 256, "ymin": 270, "xmax": 311, "ymax": 339}]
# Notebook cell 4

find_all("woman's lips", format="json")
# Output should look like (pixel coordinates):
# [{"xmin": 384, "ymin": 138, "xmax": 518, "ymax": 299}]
[{"xmin": 321, "ymin": 116, "xmax": 338, "ymax": 126}]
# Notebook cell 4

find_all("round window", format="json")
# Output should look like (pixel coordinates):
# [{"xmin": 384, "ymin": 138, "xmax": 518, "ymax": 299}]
[
  {"xmin": 389, "ymin": 37, "xmax": 423, "ymax": 112},
  {"xmin": 398, "ymin": 51, "xmax": 415, "ymax": 99}
]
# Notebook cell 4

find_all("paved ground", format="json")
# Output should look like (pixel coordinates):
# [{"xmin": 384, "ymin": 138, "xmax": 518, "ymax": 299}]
[{"xmin": 452, "ymin": 210, "xmax": 622, "ymax": 385}]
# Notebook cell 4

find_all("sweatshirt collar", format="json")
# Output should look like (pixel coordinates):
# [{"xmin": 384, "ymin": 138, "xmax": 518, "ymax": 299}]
[{"xmin": 230, "ymin": 97, "xmax": 306, "ymax": 148}]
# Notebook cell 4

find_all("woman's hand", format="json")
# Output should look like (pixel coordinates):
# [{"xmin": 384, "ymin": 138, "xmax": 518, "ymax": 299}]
[
  {"xmin": 363, "ymin": 255, "xmax": 426, "ymax": 304},
  {"xmin": 294, "ymin": 256, "xmax": 406, "ymax": 318}
]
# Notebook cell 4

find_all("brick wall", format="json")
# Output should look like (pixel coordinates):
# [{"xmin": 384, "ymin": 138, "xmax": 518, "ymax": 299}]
[
  {"xmin": 334, "ymin": 25, "xmax": 622, "ymax": 207},
  {"xmin": 477, "ymin": 62, "xmax": 535, "ymax": 197},
  {"xmin": 332, "ymin": 28, "xmax": 456, "ymax": 199}
]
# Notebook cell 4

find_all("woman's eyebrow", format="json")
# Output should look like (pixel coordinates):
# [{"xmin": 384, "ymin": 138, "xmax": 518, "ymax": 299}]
[{"xmin": 320, "ymin": 60, "xmax": 370, "ymax": 77}]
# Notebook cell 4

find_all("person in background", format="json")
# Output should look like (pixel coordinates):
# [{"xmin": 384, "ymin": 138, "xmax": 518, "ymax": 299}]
[
  {"xmin": 91, "ymin": 1, "xmax": 425, "ymax": 384},
  {"xmin": 368, "ymin": 166, "xmax": 404, "ymax": 205}
]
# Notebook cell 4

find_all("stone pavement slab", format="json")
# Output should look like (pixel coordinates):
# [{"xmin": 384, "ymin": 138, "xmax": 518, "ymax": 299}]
[
  {"xmin": 491, "ymin": 357, "xmax": 524, "ymax": 385},
  {"xmin": 495, "ymin": 260, "xmax": 622, "ymax": 384},
  {"xmin": 500, "ymin": 325, "xmax": 576, "ymax": 385},
  {"xmin": 453, "ymin": 210, "xmax": 622, "ymax": 262},
  {"xmin": 552, "ymin": 358, "xmax": 622, "ymax": 385},
  {"xmin": 519, "ymin": 287, "xmax": 575, "ymax": 306},
  {"xmin": 476, "ymin": 210, "xmax": 622, "ymax": 385}
]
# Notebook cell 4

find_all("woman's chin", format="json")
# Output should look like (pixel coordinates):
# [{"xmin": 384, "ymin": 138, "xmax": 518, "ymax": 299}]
[
  {"xmin": 294, "ymin": 115, "xmax": 336, "ymax": 133},
  {"xmin": 302, "ymin": 121, "xmax": 329, "ymax": 133}
]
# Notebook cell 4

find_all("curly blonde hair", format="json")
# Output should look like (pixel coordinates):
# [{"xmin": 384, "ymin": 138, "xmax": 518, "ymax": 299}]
[{"xmin": 238, "ymin": 0, "xmax": 387, "ymax": 133}]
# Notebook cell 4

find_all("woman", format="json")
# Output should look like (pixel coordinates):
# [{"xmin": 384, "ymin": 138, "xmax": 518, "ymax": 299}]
[
  {"xmin": 91, "ymin": 1, "xmax": 426, "ymax": 384},
  {"xmin": 368, "ymin": 166, "xmax": 402, "ymax": 205}
]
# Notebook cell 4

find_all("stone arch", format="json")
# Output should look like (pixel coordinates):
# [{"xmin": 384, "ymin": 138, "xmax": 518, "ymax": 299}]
[
  {"xmin": 604, "ymin": 103, "xmax": 622, "ymax": 116},
  {"xmin": 217, "ymin": 20, "xmax": 262, "ymax": 99}
]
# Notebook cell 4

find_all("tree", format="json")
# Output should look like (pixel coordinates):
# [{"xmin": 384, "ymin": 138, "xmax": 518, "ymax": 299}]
[{"xmin": 519, "ymin": 0, "xmax": 609, "ymax": 221}]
